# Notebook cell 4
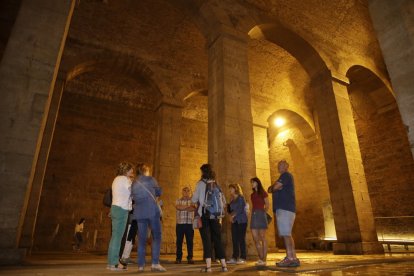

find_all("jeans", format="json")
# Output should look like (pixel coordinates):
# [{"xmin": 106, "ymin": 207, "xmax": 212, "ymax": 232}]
[
  {"xmin": 176, "ymin": 224, "xmax": 194, "ymax": 260},
  {"xmin": 199, "ymin": 215, "xmax": 225, "ymax": 260},
  {"xmin": 108, "ymin": 205, "xmax": 129, "ymax": 265},
  {"xmin": 137, "ymin": 214, "xmax": 162, "ymax": 266},
  {"xmin": 231, "ymin": 222, "xmax": 247, "ymax": 259}
]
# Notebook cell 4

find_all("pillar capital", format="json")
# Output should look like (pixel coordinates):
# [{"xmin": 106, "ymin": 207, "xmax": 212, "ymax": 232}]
[
  {"xmin": 207, "ymin": 24, "xmax": 249, "ymax": 49},
  {"xmin": 156, "ymin": 96, "xmax": 185, "ymax": 111}
]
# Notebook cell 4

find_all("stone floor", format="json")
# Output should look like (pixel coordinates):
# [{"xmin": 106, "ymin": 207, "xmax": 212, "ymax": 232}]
[{"xmin": 1, "ymin": 251, "xmax": 414, "ymax": 275}]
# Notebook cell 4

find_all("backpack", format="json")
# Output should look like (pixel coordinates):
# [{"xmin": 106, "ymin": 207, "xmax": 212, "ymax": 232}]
[
  {"xmin": 103, "ymin": 188, "xmax": 112, "ymax": 207},
  {"xmin": 203, "ymin": 181, "xmax": 225, "ymax": 218}
]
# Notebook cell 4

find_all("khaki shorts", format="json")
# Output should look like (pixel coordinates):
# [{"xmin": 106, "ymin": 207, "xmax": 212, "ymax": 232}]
[{"xmin": 275, "ymin": 209, "xmax": 296, "ymax": 236}]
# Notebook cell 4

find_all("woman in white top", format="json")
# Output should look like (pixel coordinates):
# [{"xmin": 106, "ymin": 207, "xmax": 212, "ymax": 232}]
[{"xmin": 107, "ymin": 162, "xmax": 134, "ymax": 271}]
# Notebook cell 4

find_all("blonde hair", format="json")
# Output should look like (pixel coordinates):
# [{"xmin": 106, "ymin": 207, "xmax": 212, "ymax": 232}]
[
  {"xmin": 136, "ymin": 163, "xmax": 150, "ymax": 176},
  {"xmin": 116, "ymin": 162, "xmax": 133, "ymax": 176},
  {"xmin": 228, "ymin": 183, "xmax": 243, "ymax": 196}
]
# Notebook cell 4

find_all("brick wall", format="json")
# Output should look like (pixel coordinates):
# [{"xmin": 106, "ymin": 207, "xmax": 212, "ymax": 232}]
[{"xmin": 34, "ymin": 89, "xmax": 157, "ymax": 251}]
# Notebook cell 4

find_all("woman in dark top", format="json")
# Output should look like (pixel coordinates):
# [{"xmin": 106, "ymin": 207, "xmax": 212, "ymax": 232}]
[
  {"xmin": 227, "ymin": 183, "xmax": 248, "ymax": 265},
  {"xmin": 250, "ymin": 177, "xmax": 270, "ymax": 266}
]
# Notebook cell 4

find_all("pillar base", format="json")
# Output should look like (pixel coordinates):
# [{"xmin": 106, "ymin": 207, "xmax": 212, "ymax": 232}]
[
  {"xmin": 0, "ymin": 248, "xmax": 26, "ymax": 265},
  {"xmin": 333, "ymin": 242, "xmax": 384, "ymax": 255}
]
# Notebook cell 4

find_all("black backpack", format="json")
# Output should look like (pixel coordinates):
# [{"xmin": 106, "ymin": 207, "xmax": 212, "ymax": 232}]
[{"xmin": 103, "ymin": 188, "xmax": 112, "ymax": 207}]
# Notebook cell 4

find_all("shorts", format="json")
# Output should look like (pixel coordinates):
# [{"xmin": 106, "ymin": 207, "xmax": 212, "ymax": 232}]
[
  {"xmin": 275, "ymin": 209, "xmax": 295, "ymax": 236},
  {"xmin": 250, "ymin": 209, "xmax": 268, "ymax": 229}
]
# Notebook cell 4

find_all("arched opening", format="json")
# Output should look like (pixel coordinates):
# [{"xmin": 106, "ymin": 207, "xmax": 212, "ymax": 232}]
[
  {"xmin": 247, "ymin": 25, "xmax": 334, "ymax": 249},
  {"xmin": 347, "ymin": 65, "xmax": 414, "ymax": 243},
  {"xmin": 266, "ymin": 109, "xmax": 333, "ymax": 249}
]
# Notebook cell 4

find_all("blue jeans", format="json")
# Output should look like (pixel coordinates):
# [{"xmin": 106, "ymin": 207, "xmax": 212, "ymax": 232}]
[
  {"xmin": 108, "ymin": 205, "xmax": 128, "ymax": 265},
  {"xmin": 137, "ymin": 214, "xmax": 162, "ymax": 266}
]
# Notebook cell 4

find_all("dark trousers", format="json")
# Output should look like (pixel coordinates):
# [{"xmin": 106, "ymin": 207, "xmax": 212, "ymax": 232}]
[
  {"xmin": 231, "ymin": 222, "xmax": 247, "ymax": 259},
  {"xmin": 176, "ymin": 224, "xmax": 194, "ymax": 260},
  {"xmin": 119, "ymin": 217, "xmax": 138, "ymax": 257},
  {"xmin": 199, "ymin": 216, "xmax": 225, "ymax": 260}
]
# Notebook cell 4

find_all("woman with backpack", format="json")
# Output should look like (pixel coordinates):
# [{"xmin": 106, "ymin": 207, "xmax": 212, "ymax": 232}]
[
  {"xmin": 250, "ymin": 177, "xmax": 270, "ymax": 266},
  {"xmin": 192, "ymin": 164, "xmax": 228, "ymax": 272},
  {"xmin": 226, "ymin": 184, "xmax": 248, "ymax": 265}
]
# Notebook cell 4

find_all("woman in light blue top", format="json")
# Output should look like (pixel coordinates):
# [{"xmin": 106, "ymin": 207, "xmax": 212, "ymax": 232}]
[{"xmin": 131, "ymin": 163, "xmax": 166, "ymax": 272}]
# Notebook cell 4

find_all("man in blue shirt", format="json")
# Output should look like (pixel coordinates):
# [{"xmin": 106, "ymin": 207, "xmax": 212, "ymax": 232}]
[{"xmin": 268, "ymin": 160, "xmax": 300, "ymax": 267}]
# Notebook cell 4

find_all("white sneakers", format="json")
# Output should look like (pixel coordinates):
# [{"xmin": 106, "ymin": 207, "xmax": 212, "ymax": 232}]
[
  {"xmin": 255, "ymin": 259, "xmax": 266, "ymax": 266},
  {"xmin": 151, "ymin": 264, "xmax": 167, "ymax": 272},
  {"xmin": 227, "ymin": 258, "xmax": 246, "ymax": 264}
]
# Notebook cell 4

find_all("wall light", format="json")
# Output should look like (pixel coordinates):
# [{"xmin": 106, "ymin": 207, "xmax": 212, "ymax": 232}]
[{"xmin": 274, "ymin": 117, "xmax": 286, "ymax": 127}]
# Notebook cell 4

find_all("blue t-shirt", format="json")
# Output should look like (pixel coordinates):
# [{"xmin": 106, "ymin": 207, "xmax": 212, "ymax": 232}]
[{"xmin": 272, "ymin": 172, "xmax": 296, "ymax": 213}]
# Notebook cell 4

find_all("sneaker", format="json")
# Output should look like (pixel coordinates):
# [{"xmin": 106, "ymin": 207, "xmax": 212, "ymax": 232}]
[
  {"xmin": 236, "ymin": 259, "xmax": 246, "ymax": 264},
  {"xmin": 277, "ymin": 258, "xmax": 300, "ymax": 267},
  {"xmin": 119, "ymin": 258, "xmax": 128, "ymax": 266},
  {"xmin": 221, "ymin": 266, "xmax": 228, "ymax": 272},
  {"xmin": 255, "ymin": 260, "xmax": 266, "ymax": 266},
  {"xmin": 151, "ymin": 264, "xmax": 167, "ymax": 272},
  {"xmin": 187, "ymin": 259, "xmax": 194, "ymax": 264},
  {"xmin": 109, "ymin": 264, "xmax": 128, "ymax": 271},
  {"xmin": 276, "ymin": 256, "xmax": 288, "ymax": 266},
  {"xmin": 175, "ymin": 259, "xmax": 182, "ymax": 264},
  {"xmin": 226, "ymin": 258, "xmax": 237, "ymax": 264},
  {"xmin": 138, "ymin": 266, "xmax": 144, "ymax": 272}
]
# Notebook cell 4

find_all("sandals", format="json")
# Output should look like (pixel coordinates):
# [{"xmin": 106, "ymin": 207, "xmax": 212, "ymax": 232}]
[{"xmin": 200, "ymin": 267, "xmax": 212, "ymax": 272}]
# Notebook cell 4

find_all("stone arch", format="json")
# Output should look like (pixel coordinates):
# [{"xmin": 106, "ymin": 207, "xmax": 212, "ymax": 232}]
[
  {"xmin": 267, "ymin": 109, "xmax": 316, "ymax": 142},
  {"xmin": 346, "ymin": 65, "xmax": 414, "ymax": 242},
  {"xmin": 248, "ymin": 23, "xmax": 330, "ymax": 79},
  {"xmin": 64, "ymin": 52, "xmax": 168, "ymax": 98}
]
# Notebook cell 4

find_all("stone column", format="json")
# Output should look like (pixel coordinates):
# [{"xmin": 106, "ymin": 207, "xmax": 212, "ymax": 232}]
[
  {"xmin": 0, "ymin": 0, "xmax": 75, "ymax": 264},
  {"xmin": 314, "ymin": 73, "xmax": 383, "ymax": 254},
  {"xmin": 153, "ymin": 100, "xmax": 182, "ymax": 253},
  {"xmin": 207, "ymin": 25, "xmax": 257, "ymax": 253},
  {"xmin": 18, "ymin": 77, "xmax": 66, "ymax": 253},
  {"xmin": 368, "ymin": 0, "xmax": 414, "ymax": 159}
]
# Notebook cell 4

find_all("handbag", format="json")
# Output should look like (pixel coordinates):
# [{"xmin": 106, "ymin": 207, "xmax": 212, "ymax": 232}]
[
  {"xmin": 266, "ymin": 212, "xmax": 272, "ymax": 225},
  {"xmin": 193, "ymin": 216, "xmax": 202, "ymax": 229}
]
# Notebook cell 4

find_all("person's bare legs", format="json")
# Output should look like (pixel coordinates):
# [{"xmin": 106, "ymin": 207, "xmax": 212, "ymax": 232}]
[
  {"xmin": 283, "ymin": 236, "xmax": 297, "ymax": 259},
  {"xmin": 251, "ymin": 229, "xmax": 263, "ymax": 260},
  {"xmin": 259, "ymin": 229, "xmax": 268, "ymax": 262}
]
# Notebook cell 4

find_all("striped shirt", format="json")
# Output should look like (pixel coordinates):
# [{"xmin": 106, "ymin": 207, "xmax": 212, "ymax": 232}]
[{"xmin": 176, "ymin": 197, "xmax": 194, "ymax": 224}]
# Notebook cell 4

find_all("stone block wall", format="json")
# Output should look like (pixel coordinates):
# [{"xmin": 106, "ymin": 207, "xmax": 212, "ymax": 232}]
[
  {"xmin": 350, "ymin": 90, "xmax": 414, "ymax": 241},
  {"xmin": 34, "ymin": 90, "xmax": 157, "ymax": 251},
  {"xmin": 179, "ymin": 117, "xmax": 207, "ymax": 252}
]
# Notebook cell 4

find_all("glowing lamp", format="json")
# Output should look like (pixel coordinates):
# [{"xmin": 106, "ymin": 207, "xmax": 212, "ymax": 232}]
[{"xmin": 274, "ymin": 117, "xmax": 286, "ymax": 127}]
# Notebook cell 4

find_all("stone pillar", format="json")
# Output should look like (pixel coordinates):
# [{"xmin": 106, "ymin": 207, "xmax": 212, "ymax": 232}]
[
  {"xmin": 314, "ymin": 73, "xmax": 383, "ymax": 254},
  {"xmin": 0, "ymin": 0, "xmax": 75, "ymax": 264},
  {"xmin": 368, "ymin": 0, "xmax": 414, "ymax": 159},
  {"xmin": 18, "ymin": 77, "xmax": 66, "ymax": 253},
  {"xmin": 207, "ymin": 25, "xmax": 257, "ymax": 253},
  {"xmin": 153, "ymin": 100, "xmax": 182, "ymax": 253}
]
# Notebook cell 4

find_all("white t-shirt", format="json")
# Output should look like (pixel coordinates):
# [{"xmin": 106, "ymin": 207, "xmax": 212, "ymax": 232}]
[{"xmin": 112, "ymin": 175, "xmax": 132, "ymax": 210}]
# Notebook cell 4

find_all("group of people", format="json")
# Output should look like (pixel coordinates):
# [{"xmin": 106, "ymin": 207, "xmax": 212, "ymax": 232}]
[{"xmin": 105, "ymin": 159, "xmax": 299, "ymax": 272}]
